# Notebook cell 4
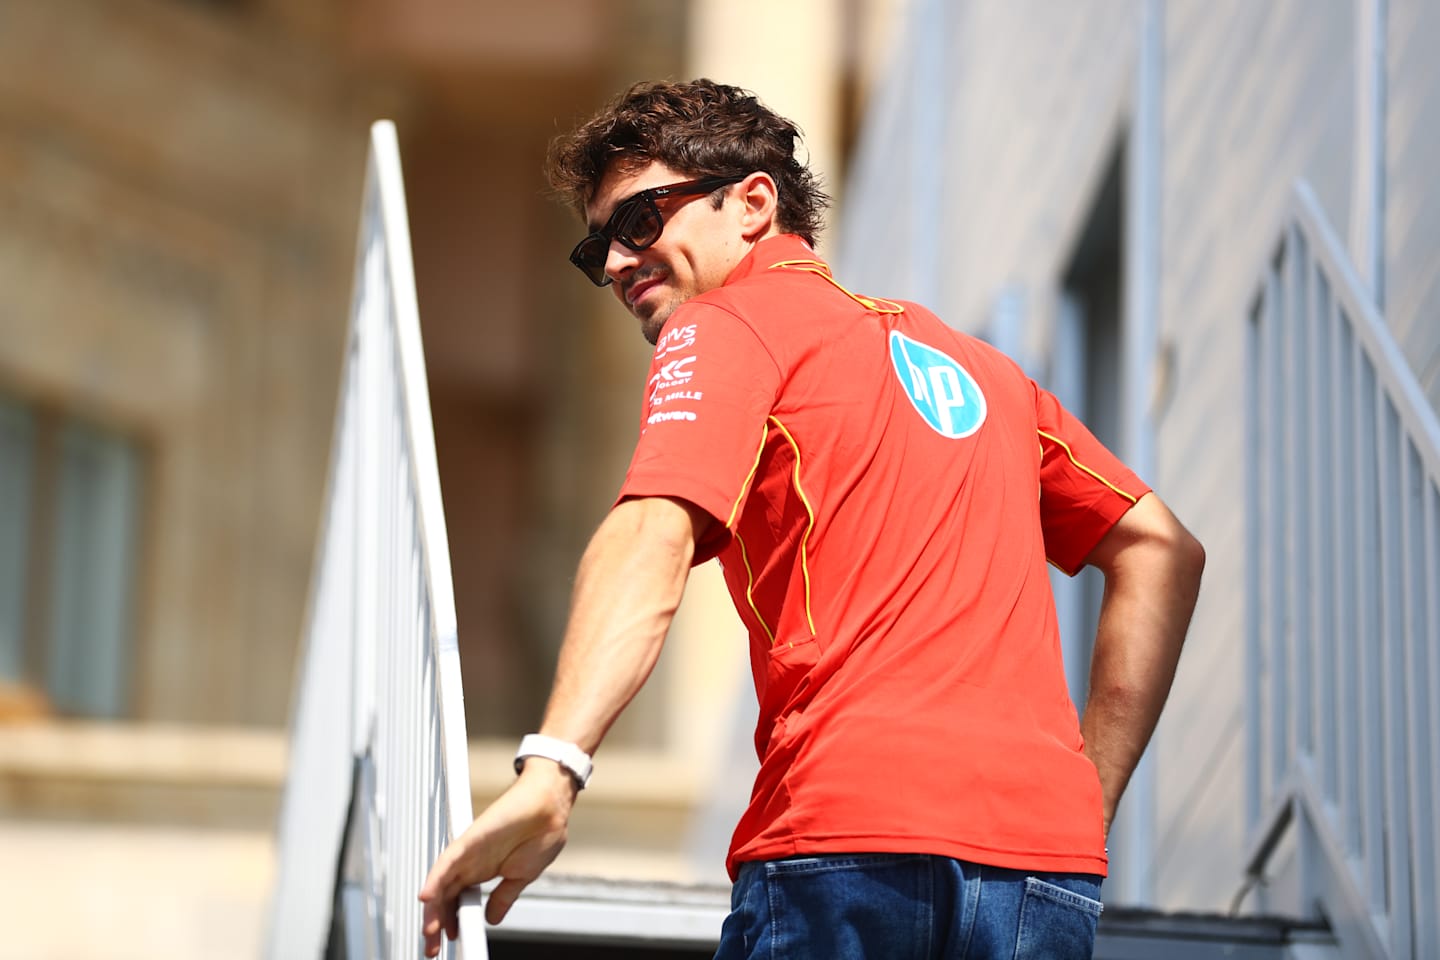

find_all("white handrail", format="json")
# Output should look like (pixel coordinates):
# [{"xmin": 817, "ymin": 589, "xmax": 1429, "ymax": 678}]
[
  {"xmin": 1245, "ymin": 180, "xmax": 1440, "ymax": 960},
  {"xmin": 267, "ymin": 121, "xmax": 486, "ymax": 960}
]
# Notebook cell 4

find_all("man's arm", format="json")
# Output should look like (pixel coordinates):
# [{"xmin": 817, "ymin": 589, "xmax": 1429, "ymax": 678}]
[
  {"xmin": 418, "ymin": 494, "xmax": 710, "ymax": 955},
  {"xmin": 1079, "ymin": 492, "xmax": 1204, "ymax": 838}
]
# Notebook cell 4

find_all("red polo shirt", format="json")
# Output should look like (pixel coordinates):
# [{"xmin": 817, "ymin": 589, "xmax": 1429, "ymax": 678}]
[{"xmin": 618, "ymin": 235, "xmax": 1148, "ymax": 880}]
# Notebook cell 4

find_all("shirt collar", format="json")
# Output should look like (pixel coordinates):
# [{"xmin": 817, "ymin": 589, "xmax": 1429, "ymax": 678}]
[{"xmin": 722, "ymin": 234, "xmax": 824, "ymax": 286}]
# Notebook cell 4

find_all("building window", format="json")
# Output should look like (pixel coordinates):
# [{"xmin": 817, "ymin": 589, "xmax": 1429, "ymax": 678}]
[{"xmin": 0, "ymin": 397, "xmax": 144, "ymax": 718}]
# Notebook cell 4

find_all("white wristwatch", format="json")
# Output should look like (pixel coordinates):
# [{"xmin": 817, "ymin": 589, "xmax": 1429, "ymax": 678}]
[{"xmin": 514, "ymin": 734, "xmax": 593, "ymax": 790}]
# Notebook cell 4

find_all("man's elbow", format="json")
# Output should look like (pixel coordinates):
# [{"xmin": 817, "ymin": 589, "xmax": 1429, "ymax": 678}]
[
  {"xmin": 1090, "ymin": 494, "xmax": 1204, "ymax": 583},
  {"xmin": 1138, "ymin": 507, "xmax": 1205, "ymax": 638},
  {"xmin": 605, "ymin": 495, "xmax": 709, "ymax": 566},
  {"xmin": 1159, "ymin": 513, "xmax": 1205, "ymax": 592}
]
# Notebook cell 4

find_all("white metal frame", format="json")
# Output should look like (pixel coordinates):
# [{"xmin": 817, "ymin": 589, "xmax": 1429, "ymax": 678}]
[
  {"xmin": 267, "ymin": 121, "xmax": 485, "ymax": 960},
  {"xmin": 1245, "ymin": 180, "xmax": 1440, "ymax": 960}
]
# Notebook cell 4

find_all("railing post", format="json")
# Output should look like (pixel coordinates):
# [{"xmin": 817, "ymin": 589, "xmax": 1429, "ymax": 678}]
[
  {"xmin": 1402, "ymin": 440, "xmax": 1437, "ymax": 960},
  {"xmin": 1356, "ymin": 350, "xmax": 1387, "ymax": 916},
  {"xmin": 1285, "ymin": 229, "xmax": 1313, "ymax": 775},
  {"xmin": 1427, "ymin": 480, "xmax": 1440, "ymax": 958},
  {"xmin": 1377, "ymin": 393, "xmax": 1413, "ymax": 959},
  {"xmin": 1331, "ymin": 303, "xmax": 1361, "ymax": 859},
  {"xmin": 269, "ymin": 122, "xmax": 484, "ymax": 960},
  {"xmin": 1424, "ymin": 479, "xmax": 1440, "ymax": 960},
  {"xmin": 1244, "ymin": 295, "xmax": 1264, "ymax": 836},
  {"xmin": 353, "ymin": 219, "xmax": 382, "ymax": 764},
  {"xmin": 1307, "ymin": 268, "xmax": 1337, "ymax": 803},
  {"xmin": 1263, "ymin": 248, "xmax": 1290, "ymax": 809}
]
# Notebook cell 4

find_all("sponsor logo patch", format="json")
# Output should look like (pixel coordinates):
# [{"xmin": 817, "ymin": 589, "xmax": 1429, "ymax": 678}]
[
  {"xmin": 655, "ymin": 323, "xmax": 698, "ymax": 358},
  {"xmin": 888, "ymin": 331, "xmax": 986, "ymax": 438},
  {"xmin": 649, "ymin": 356, "xmax": 696, "ymax": 388},
  {"xmin": 647, "ymin": 410, "xmax": 698, "ymax": 425}
]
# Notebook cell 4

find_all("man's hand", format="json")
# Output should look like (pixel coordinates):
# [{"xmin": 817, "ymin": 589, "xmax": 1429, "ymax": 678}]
[{"xmin": 418, "ymin": 761, "xmax": 577, "ymax": 957}]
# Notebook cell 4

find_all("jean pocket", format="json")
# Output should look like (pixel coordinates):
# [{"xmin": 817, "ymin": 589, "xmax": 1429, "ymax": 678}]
[
  {"xmin": 763, "ymin": 854, "xmax": 932, "ymax": 960},
  {"xmin": 1013, "ymin": 876, "xmax": 1103, "ymax": 960}
]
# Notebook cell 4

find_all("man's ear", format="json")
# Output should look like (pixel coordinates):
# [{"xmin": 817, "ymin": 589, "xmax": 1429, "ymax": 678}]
[{"xmin": 736, "ymin": 172, "xmax": 780, "ymax": 241}]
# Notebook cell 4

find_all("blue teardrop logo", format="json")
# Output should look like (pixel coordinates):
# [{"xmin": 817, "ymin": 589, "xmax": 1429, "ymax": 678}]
[{"xmin": 888, "ymin": 331, "xmax": 987, "ymax": 438}]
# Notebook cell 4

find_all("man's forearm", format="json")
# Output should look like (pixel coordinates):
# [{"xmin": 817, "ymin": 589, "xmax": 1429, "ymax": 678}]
[
  {"xmin": 537, "ymin": 496, "xmax": 701, "ymax": 755},
  {"xmin": 419, "ymin": 496, "xmax": 704, "ymax": 939},
  {"xmin": 1079, "ymin": 494, "xmax": 1204, "ymax": 833}
]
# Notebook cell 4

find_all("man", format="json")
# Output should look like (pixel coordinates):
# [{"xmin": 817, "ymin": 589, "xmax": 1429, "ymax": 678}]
[{"xmin": 420, "ymin": 79, "xmax": 1204, "ymax": 959}]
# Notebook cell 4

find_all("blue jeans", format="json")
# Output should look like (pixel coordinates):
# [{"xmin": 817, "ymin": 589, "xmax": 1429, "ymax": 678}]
[{"xmin": 714, "ymin": 854, "xmax": 1102, "ymax": 960}]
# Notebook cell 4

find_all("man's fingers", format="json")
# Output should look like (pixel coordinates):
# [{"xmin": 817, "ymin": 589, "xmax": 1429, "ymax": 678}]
[
  {"xmin": 421, "ymin": 895, "xmax": 452, "ymax": 947},
  {"xmin": 485, "ymin": 877, "xmax": 530, "ymax": 925},
  {"xmin": 418, "ymin": 872, "xmax": 445, "ymax": 906},
  {"xmin": 419, "ymin": 841, "xmax": 462, "ymax": 905},
  {"xmin": 419, "ymin": 837, "xmax": 484, "ymax": 912},
  {"xmin": 421, "ymin": 906, "xmax": 447, "ymax": 959}
]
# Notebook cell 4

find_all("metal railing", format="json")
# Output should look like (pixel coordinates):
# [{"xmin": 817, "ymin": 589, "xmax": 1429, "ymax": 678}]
[
  {"xmin": 267, "ymin": 121, "xmax": 486, "ymax": 960},
  {"xmin": 1245, "ymin": 180, "xmax": 1440, "ymax": 960}
]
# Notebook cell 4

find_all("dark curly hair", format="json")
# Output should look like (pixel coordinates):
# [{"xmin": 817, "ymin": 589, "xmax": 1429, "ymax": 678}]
[{"xmin": 546, "ymin": 79, "xmax": 830, "ymax": 245}]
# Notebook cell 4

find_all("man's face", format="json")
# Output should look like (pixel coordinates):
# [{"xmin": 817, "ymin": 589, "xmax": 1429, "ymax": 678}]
[{"xmin": 584, "ymin": 161, "xmax": 749, "ymax": 345}]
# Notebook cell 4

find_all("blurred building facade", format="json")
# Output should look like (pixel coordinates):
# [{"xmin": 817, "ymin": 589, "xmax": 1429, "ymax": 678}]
[
  {"xmin": 838, "ymin": 0, "xmax": 1440, "ymax": 952},
  {"xmin": 7, "ymin": 0, "xmax": 1436, "ymax": 956},
  {"xmin": 0, "ymin": 0, "xmax": 897, "ymax": 955}
]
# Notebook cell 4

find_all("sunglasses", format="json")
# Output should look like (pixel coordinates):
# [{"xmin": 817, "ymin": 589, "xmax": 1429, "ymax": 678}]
[{"xmin": 570, "ymin": 175, "xmax": 745, "ymax": 286}]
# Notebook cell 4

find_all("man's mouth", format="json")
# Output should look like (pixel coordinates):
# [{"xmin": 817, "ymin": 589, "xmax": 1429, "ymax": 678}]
[{"xmin": 626, "ymin": 274, "xmax": 665, "ymax": 307}]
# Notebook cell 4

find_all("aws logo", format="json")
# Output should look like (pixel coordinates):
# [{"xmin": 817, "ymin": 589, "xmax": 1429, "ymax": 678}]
[{"xmin": 888, "ymin": 331, "xmax": 986, "ymax": 438}]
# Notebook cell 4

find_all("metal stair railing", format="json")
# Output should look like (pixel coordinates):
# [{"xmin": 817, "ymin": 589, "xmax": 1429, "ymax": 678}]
[
  {"xmin": 1244, "ymin": 180, "xmax": 1440, "ymax": 960},
  {"xmin": 267, "ymin": 121, "xmax": 486, "ymax": 960}
]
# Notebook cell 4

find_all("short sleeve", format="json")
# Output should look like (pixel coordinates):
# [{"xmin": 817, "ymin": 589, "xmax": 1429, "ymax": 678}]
[
  {"xmin": 617, "ymin": 303, "xmax": 783, "ymax": 563},
  {"xmin": 1034, "ymin": 385, "xmax": 1152, "ymax": 574}
]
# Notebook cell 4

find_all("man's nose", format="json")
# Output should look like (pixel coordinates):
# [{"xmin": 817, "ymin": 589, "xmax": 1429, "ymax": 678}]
[{"xmin": 605, "ymin": 240, "xmax": 641, "ymax": 284}]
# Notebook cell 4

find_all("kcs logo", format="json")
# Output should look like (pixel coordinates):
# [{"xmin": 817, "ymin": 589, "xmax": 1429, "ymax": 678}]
[{"xmin": 649, "ymin": 356, "xmax": 696, "ymax": 387}]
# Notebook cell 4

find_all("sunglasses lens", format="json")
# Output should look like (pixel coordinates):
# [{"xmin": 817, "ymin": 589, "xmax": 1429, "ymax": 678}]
[
  {"xmin": 570, "ymin": 197, "xmax": 666, "ymax": 286},
  {"xmin": 614, "ymin": 200, "xmax": 662, "ymax": 250},
  {"xmin": 571, "ymin": 235, "xmax": 610, "ymax": 286}
]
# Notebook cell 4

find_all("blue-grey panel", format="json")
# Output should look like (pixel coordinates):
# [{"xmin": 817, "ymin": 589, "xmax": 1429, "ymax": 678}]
[
  {"xmin": 1386, "ymin": 0, "xmax": 1440, "ymax": 411},
  {"xmin": 0, "ymin": 397, "xmax": 35, "ymax": 682},
  {"xmin": 46, "ymin": 421, "xmax": 141, "ymax": 717}
]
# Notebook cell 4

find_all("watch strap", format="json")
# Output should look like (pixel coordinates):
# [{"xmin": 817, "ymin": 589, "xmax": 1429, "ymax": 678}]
[{"xmin": 514, "ymin": 734, "xmax": 593, "ymax": 789}]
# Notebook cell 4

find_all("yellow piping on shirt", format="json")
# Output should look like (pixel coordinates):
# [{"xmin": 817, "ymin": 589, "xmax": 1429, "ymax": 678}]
[
  {"xmin": 727, "ymin": 423, "xmax": 770, "ymax": 529},
  {"xmin": 728, "ymin": 424, "xmax": 776, "ymax": 644},
  {"xmin": 1038, "ymin": 429, "xmax": 1141, "ymax": 575},
  {"xmin": 767, "ymin": 415, "xmax": 818, "ymax": 638},
  {"xmin": 1035, "ymin": 429, "xmax": 1141, "ymax": 504},
  {"xmin": 734, "ymin": 530, "xmax": 776, "ymax": 646},
  {"xmin": 768, "ymin": 259, "xmax": 906, "ymax": 315}
]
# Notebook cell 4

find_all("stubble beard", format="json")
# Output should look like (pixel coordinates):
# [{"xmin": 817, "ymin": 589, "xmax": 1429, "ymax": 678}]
[{"xmin": 636, "ymin": 297, "xmax": 678, "ymax": 345}]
